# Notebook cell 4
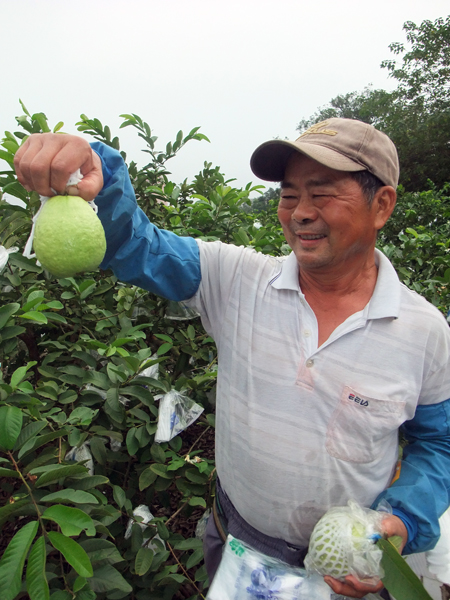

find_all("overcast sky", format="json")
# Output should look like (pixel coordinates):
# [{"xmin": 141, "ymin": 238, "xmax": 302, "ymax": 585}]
[{"xmin": 1, "ymin": 0, "xmax": 449, "ymax": 194}]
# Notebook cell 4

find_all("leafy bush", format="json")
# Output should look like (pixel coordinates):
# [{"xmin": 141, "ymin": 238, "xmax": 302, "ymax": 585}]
[
  {"xmin": 0, "ymin": 104, "xmax": 274, "ymax": 600},
  {"xmin": 379, "ymin": 183, "xmax": 450, "ymax": 314}
]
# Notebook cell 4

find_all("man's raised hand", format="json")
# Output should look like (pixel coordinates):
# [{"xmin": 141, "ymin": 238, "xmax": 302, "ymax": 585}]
[{"xmin": 14, "ymin": 133, "xmax": 103, "ymax": 201}]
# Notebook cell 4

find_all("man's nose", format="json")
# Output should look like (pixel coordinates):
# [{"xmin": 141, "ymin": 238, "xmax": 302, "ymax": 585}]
[{"xmin": 291, "ymin": 196, "xmax": 318, "ymax": 223}]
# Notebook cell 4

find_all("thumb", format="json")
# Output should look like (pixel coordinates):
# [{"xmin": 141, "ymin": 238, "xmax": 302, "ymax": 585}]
[{"xmin": 65, "ymin": 151, "xmax": 103, "ymax": 202}]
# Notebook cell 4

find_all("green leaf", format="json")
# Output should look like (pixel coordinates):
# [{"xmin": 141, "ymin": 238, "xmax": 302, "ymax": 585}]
[
  {"xmin": 186, "ymin": 547, "xmax": 204, "ymax": 570},
  {"xmin": 80, "ymin": 539, "xmax": 123, "ymax": 565},
  {"xmin": 0, "ymin": 303, "xmax": 20, "ymax": 328},
  {"xmin": 19, "ymin": 429, "xmax": 68, "ymax": 459},
  {"xmin": 26, "ymin": 536, "xmax": 50, "ymax": 600},
  {"xmin": 186, "ymin": 468, "xmax": 208, "ymax": 484},
  {"xmin": 42, "ymin": 505, "xmax": 96, "ymax": 536},
  {"xmin": 150, "ymin": 443, "xmax": 166, "ymax": 464},
  {"xmin": 67, "ymin": 406, "xmax": 98, "ymax": 426},
  {"xmin": 32, "ymin": 112, "xmax": 50, "ymax": 133},
  {"xmin": 157, "ymin": 342, "xmax": 173, "ymax": 356},
  {"xmin": 150, "ymin": 463, "xmax": 173, "ymax": 479},
  {"xmin": 173, "ymin": 538, "xmax": 203, "ymax": 551},
  {"xmin": 135, "ymin": 546, "xmax": 154, "ymax": 576},
  {"xmin": 70, "ymin": 475, "xmax": 109, "ymax": 490},
  {"xmin": 139, "ymin": 467, "xmax": 158, "ymax": 491},
  {"xmin": 0, "ymin": 325, "xmax": 26, "ymax": 341},
  {"xmin": 105, "ymin": 387, "xmax": 125, "ymax": 424},
  {"xmin": 89, "ymin": 564, "xmax": 132, "ymax": 593},
  {"xmin": 233, "ymin": 227, "xmax": 251, "ymax": 246},
  {"xmin": 0, "ymin": 520, "xmax": 39, "ymax": 600},
  {"xmin": 89, "ymin": 436, "xmax": 107, "ymax": 465},
  {"xmin": 113, "ymin": 485, "xmax": 127, "ymax": 509},
  {"xmin": 73, "ymin": 576, "xmax": 86, "ymax": 592},
  {"xmin": 40, "ymin": 489, "xmax": 99, "ymax": 504},
  {"xmin": 189, "ymin": 496, "xmax": 207, "ymax": 508},
  {"xmin": 0, "ymin": 405, "xmax": 23, "ymax": 450},
  {"xmin": 154, "ymin": 333, "xmax": 173, "ymax": 343},
  {"xmin": 13, "ymin": 420, "xmax": 47, "ymax": 451},
  {"xmin": 19, "ymin": 311, "xmax": 48, "ymax": 323},
  {"xmin": 0, "ymin": 467, "xmax": 20, "ymax": 477},
  {"xmin": 132, "ymin": 376, "xmax": 170, "ymax": 392},
  {"xmin": 378, "ymin": 538, "xmax": 433, "ymax": 600},
  {"xmin": 49, "ymin": 591, "xmax": 72, "ymax": 600},
  {"xmin": 11, "ymin": 361, "xmax": 36, "ymax": 389},
  {"xmin": 35, "ymin": 464, "xmax": 88, "ymax": 487},
  {"xmin": 47, "ymin": 532, "xmax": 93, "ymax": 578},
  {"xmin": 156, "ymin": 521, "xmax": 170, "ymax": 540},
  {"xmin": 126, "ymin": 428, "xmax": 139, "ymax": 456}
]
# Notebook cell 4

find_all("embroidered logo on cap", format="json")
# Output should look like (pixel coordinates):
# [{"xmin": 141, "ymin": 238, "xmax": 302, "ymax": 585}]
[{"xmin": 298, "ymin": 120, "xmax": 338, "ymax": 139}]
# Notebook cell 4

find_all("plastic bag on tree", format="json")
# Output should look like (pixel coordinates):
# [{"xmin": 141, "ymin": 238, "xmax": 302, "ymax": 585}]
[
  {"xmin": 155, "ymin": 389, "xmax": 204, "ymax": 443},
  {"xmin": 305, "ymin": 500, "xmax": 385, "ymax": 585},
  {"xmin": 0, "ymin": 246, "xmax": 18, "ymax": 274},
  {"xmin": 195, "ymin": 509, "xmax": 211, "ymax": 540},
  {"xmin": 65, "ymin": 442, "xmax": 94, "ymax": 475},
  {"xmin": 165, "ymin": 300, "xmax": 200, "ymax": 320},
  {"xmin": 124, "ymin": 505, "xmax": 165, "ymax": 551},
  {"xmin": 135, "ymin": 353, "xmax": 160, "ymax": 380},
  {"xmin": 207, "ymin": 535, "xmax": 331, "ymax": 600}
]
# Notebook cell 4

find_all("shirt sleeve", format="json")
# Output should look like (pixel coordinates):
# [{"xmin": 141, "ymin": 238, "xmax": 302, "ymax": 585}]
[
  {"xmin": 90, "ymin": 142, "xmax": 201, "ymax": 301},
  {"xmin": 373, "ymin": 397, "xmax": 450, "ymax": 554}
]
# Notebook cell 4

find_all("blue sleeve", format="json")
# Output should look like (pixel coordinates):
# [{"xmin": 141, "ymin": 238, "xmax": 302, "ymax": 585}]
[
  {"xmin": 90, "ymin": 142, "xmax": 201, "ymax": 301},
  {"xmin": 373, "ymin": 399, "xmax": 450, "ymax": 554}
]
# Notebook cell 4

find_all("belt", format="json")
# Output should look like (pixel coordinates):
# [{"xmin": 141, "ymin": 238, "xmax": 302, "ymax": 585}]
[
  {"xmin": 212, "ymin": 479, "xmax": 308, "ymax": 567},
  {"xmin": 213, "ymin": 493, "xmax": 228, "ymax": 542}
]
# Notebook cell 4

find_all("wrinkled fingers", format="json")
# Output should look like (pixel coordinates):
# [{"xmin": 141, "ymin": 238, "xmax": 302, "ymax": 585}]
[{"xmin": 14, "ymin": 133, "xmax": 94, "ymax": 197}]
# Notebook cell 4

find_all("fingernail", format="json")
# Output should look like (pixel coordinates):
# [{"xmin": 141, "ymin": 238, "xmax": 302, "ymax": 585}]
[{"xmin": 66, "ymin": 185, "xmax": 79, "ymax": 196}]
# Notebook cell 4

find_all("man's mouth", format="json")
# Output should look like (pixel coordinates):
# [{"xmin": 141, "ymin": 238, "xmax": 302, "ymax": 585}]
[{"xmin": 297, "ymin": 234, "xmax": 326, "ymax": 240}]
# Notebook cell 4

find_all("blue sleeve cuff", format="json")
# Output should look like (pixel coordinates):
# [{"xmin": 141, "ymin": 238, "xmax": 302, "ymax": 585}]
[{"xmin": 391, "ymin": 507, "xmax": 418, "ymax": 545}]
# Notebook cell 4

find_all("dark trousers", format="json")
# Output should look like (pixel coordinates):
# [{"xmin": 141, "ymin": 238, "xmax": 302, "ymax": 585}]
[
  {"xmin": 202, "ymin": 482, "xmax": 391, "ymax": 599},
  {"xmin": 203, "ymin": 481, "xmax": 307, "ymax": 582}
]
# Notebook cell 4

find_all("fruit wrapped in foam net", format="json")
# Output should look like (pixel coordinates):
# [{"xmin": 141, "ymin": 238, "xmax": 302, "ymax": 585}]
[{"xmin": 305, "ymin": 500, "xmax": 385, "ymax": 584}]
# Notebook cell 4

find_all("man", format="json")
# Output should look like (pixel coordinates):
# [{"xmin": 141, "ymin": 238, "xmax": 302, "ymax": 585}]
[{"xmin": 14, "ymin": 119, "xmax": 450, "ymax": 598}]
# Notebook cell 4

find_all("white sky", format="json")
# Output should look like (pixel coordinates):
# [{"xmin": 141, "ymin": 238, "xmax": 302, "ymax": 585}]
[{"xmin": 1, "ymin": 0, "xmax": 449, "ymax": 194}]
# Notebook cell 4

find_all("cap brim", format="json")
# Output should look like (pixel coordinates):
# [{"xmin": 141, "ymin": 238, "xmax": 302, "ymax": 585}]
[{"xmin": 250, "ymin": 140, "xmax": 366, "ymax": 182}]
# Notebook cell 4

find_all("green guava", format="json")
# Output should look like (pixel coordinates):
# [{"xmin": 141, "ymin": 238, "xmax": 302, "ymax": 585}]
[
  {"xmin": 305, "ymin": 508, "xmax": 382, "ymax": 581},
  {"xmin": 33, "ymin": 195, "xmax": 106, "ymax": 278}
]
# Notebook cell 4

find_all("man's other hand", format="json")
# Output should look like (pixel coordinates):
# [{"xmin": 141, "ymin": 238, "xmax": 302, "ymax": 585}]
[
  {"xmin": 14, "ymin": 133, "xmax": 103, "ymax": 202},
  {"xmin": 324, "ymin": 514, "xmax": 407, "ymax": 598}
]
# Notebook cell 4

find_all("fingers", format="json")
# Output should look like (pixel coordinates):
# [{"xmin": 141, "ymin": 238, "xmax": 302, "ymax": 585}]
[
  {"xmin": 381, "ymin": 515, "xmax": 408, "ymax": 552},
  {"xmin": 324, "ymin": 574, "xmax": 384, "ymax": 599},
  {"xmin": 14, "ymin": 133, "xmax": 103, "ymax": 201}
]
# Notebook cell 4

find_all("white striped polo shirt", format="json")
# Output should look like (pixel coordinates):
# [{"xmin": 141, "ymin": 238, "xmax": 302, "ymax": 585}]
[{"xmin": 186, "ymin": 241, "xmax": 450, "ymax": 547}]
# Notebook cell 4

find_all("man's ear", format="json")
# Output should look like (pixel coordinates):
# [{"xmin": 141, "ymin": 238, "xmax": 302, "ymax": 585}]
[{"xmin": 373, "ymin": 186, "xmax": 397, "ymax": 230}]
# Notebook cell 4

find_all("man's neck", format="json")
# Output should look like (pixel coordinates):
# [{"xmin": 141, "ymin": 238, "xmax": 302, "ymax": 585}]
[{"xmin": 298, "ymin": 254, "xmax": 379, "ymax": 346}]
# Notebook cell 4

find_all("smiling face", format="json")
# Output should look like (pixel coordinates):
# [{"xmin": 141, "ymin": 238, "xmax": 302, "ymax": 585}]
[{"xmin": 277, "ymin": 153, "xmax": 393, "ymax": 277}]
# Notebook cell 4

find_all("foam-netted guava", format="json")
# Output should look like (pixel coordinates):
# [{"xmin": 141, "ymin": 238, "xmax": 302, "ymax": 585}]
[
  {"xmin": 33, "ymin": 195, "xmax": 106, "ymax": 278},
  {"xmin": 304, "ymin": 501, "xmax": 384, "ymax": 582}
]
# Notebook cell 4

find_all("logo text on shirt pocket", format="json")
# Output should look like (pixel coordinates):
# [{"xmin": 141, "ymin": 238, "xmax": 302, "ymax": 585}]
[{"xmin": 348, "ymin": 393, "xmax": 369, "ymax": 407}]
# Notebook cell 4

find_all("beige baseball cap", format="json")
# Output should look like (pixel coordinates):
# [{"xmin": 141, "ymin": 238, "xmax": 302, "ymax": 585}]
[{"xmin": 250, "ymin": 118, "xmax": 399, "ymax": 188}]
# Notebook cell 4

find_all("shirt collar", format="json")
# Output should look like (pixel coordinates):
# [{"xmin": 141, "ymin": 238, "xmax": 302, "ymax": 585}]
[{"xmin": 269, "ymin": 248, "xmax": 401, "ymax": 319}]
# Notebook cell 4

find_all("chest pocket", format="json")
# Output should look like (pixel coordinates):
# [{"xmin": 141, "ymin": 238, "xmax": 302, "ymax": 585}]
[{"xmin": 326, "ymin": 386, "xmax": 405, "ymax": 463}]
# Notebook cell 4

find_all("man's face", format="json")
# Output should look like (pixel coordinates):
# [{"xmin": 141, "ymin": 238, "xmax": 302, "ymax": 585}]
[{"xmin": 277, "ymin": 153, "xmax": 385, "ymax": 275}]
